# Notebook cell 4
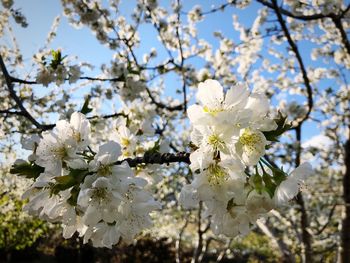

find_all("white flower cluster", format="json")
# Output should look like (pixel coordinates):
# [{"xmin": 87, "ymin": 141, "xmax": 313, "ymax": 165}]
[
  {"xmin": 36, "ymin": 64, "xmax": 81, "ymax": 87},
  {"xmin": 180, "ymin": 79, "xmax": 312, "ymax": 237},
  {"xmin": 35, "ymin": 50, "xmax": 82, "ymax": 87},
  {"xmin": 19, "ymin": 112, "xmax": 160, "ymax": 248}
]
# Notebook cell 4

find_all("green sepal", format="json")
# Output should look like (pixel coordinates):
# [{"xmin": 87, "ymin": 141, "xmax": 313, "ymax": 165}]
[
  {"xmin": 263, "ymin": 111, "xmax": 292, "ymax": 142},
  {"xmin": 262, "ymin": 172, "xmax": 277, "ymax": 198},
  {"xmin": 271, "ymin": 166, "xmax": 287, "ymax": 185},
  {"xmin": 10, "ymin": 162, "xmax": 45, "ymax": 179},
  {"xmin": 50, "ymin": 49, "xmax": 66, "ymax": 70},
  {"xmin": 80, "ymin": 95, "xmax": 93, "ymax": 115},
  {"xmin": 260, "ymin": 158, "xmax": 287, "ymax": 186},
  {"xmin": 67, "ymin": 186, "xmax": 80, "ymax": 206},
  {"xmin": 249, "ymin": 173, "xmax": 263, "ymax": 192},
  {"xmin": 51, "ymin": 169, "xmax": 89, "ymax": 194}
]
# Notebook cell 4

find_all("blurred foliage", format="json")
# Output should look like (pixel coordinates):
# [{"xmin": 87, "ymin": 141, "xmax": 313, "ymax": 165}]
[
  {"xmin": 0, "ymin": 189, "xmax": 49, "ymax": 251},
  {"xmin": 231, "ymin": 232, "xmax": 281, "ymax": 263}
]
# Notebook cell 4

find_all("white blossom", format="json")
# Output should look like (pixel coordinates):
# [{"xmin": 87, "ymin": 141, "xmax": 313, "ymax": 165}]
[{"xmin": 274, "ymin": 162, "xmax": 313, "ymax": 206}]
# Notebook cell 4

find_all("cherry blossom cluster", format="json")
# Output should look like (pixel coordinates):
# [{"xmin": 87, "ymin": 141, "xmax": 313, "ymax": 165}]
[
  {"xmin": 180, "ymin": 79, "xmax": 312, "ymax": 237},
  {"xmin": 35, "ymin": 50, "xmax": 82, "ymax": 87},
  {"xmin": 14, "ymin": 112, "xmax": 160, "ymax": 248},
  {"xmin": 10, "ymin": 79, "xmax": 314, "ymax": 247}
]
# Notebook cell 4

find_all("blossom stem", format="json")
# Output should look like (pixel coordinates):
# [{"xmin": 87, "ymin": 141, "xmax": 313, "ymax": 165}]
[{"xmin": 260, "ymin": 158, "xmax": 274, "ymax": 170}]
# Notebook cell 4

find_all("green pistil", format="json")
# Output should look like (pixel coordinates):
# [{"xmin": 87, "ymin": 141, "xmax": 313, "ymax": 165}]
[
  {"xmin": 207, "ymin": 163, "xmax": 228, "ymax": 185},
  {"xmin": 52, "ymin": 146, "xmax": 68, "ymax": 159},
  {"xmin": 99, "ymin": 164, "xmax": 112, "ymax": 176},
  {"xmin": 91, "ymin": 187, "xmax": 108, "ymax": 201},
  {"xmin": 208, "ymin": 134, "xmax": 225, "ymax": 150},
  {"xmin": 239, "ymin": 129, "xmax": 262, "ymax": 153}
]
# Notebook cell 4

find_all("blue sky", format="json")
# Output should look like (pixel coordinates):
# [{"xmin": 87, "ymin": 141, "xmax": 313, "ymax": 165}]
[{"xmin": 6, "ymin": 0, "xmax": 261, "ymax": 63}]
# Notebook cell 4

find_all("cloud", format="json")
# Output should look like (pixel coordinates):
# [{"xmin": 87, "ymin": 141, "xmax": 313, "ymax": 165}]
[{"xmin": 302, "ymin": 134, "xmax": 332, "ymax": 150}]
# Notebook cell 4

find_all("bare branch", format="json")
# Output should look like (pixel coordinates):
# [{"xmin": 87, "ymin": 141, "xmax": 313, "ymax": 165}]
[
  {"xmin": 271, "ymin": 0, "xmax": 313, "ymax": 127},
  {"xmin": 257, "ymin": 220, "xmax": 296, "ymax": 263},
  {"xmin": 115, "ymin": 151, "xmax": 190, "ymax": 167},
  {"xmin": 176, "ymin": 212, "xmax": 190, "ymax": 263}
]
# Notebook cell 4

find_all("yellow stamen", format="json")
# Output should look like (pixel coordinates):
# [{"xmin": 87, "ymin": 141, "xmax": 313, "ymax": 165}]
[
  {"xmin": 207, "ymin": 163, "xmax": 228, "ymax": 185},
  {"xmin": 203, "ymin": 106, "xmax": 223, "ymax": 116},
  {"xmin": 121, "ymin": 137, "xmax": 130, "ymax": 147},
  {"xmin": 208, "ymin": 133, "xmax": 225, "ymax": 150},
  {"xmin": 239, "ymin": 129, "xmax": 263, "ymax": 154}
]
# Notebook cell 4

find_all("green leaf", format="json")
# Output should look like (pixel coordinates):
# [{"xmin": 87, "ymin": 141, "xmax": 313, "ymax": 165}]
[
  {"xmin": 49, "ymin": 49, "xmax": 66, "ymax": 70},
  {"xmin": 262, "ymin": 173, "xmax": 277, "ymax": 198},
  {"xmin": 10, "ymin": 162, "xmax": 45, "ymax": 179},
  {"xmin": 51, "ymin": 50, "xmax": 60, "ymax": 61},
  {"xmin": 80, "ymin": 95, "xmax": 93, "ymax": 115},
  {"xmin": 67, "ymin": 186, "xmax": 80, "ymax": 206},
  {"xmin": 249, "ymin": 173, "xmax": 263, "ymax": 192},
  {"xmin": 263, "ymin": 111, "xmax": 292, "ymax": 142},
  {"xmin": 52, "ymin": 169, "xmax": 88, "ymax": 194},
  {"xmin": 271, "ymin": 166, "xmax": 287, "ymax": 185}
]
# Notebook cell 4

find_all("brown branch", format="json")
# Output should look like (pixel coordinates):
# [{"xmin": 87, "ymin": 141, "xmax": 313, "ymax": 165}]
[
  {"xmin": 340, "ymin": 126, "xmax": 350, "ymax": 262},
  {"xmin": 192, "ymin": 201, "xmax": 206, "ymax": 263},
  {"xmin": 257, "ymin": 220, "xmax": 296, "ymax": 263},
  {"xmin": 271, "ymin": 0, "xmax": 313, "ymax": 127},
  {"xmin": 257, "ymin": 0, "xmax": 350, "ymax": 68},
  {"xmin": 88, "ymin": 112, "xmax": 127, "ymax": 120},
  {"xmin": 314, "ymin": 202, "xmax": 337, "ymax": 236},
  {"xmin": 257, "ymin": 0, "xmax": 349, "ymax": 21},
  {"xmin": 216, "ymin": 238, "xmax": 233, "ymax": 262},
  {"xmin": 115, "ymin": 151, "xmax": 190, "ymax": 167},
  {"xmin": 0, "ymin": 54, "xmax": 54, "ymax": 130},
  {"xmin": 294, "ymin": 125, "xmax": 313, "ymax": 263},
  {"xmin": 175, "ymin": 0, "xmax": 187, "ymax": 113},
  {"xmin": 331, "ymin": 16, "xmax": 350, "ymax": 56},
  {"xmin": 9, "ymin": 76, "xmax": 37, "ymax": 84},
  {"xmin": 176, "ymin": 212, "xmax": 190, "ymax": 263},
  {"xmin": 10, "ymin": 75, "xmax": 125, "ymax": 85},
  {"xmin": 145, "ymin": 88, "xmax": 183, "ymax": 111},
  {"xmin": 181, "ymin": 0, "xmax": 235, "ymax": 16}
]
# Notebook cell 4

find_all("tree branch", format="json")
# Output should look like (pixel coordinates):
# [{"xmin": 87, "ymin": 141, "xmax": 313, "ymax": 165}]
[
  {"xmin": 294, "ymin": 125, "xmax": 313, "ymax": 263},
  {"xmin": 115, "ymin": 151, "xmax": 190, "ymax": 167},
  {"xmin": 271, "ymin": 0, "xmax": 313, "ymax": 127},
  {"xmin": 0, "ymin": 54, "xmax": 54, "ymax": 131},
  {"xmin": 340, "ymin": 126, "xmax": 350, "ymax": 262},
  {"xmin": 145, "ymin": 87, "xmax": 184, "ymax": 111},
  {"xmin": 331, "ymin": 16, "xmax": 350, "ymax": 56},
  {"xmin": 257, "ymin": 0, "xmax": 350, "ymax": 21},
  {"xmin": 256, "ymin": 220, "xmax": 296, "ymax": 263}
]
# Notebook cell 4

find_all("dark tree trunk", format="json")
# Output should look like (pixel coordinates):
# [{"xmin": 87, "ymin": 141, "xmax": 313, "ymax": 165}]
[
  {"xmin": 341, "ymin": 132, "xmax": 350, "ymax": 262},
  {"xmin": 295, "ymin": 126, "xmax": 313, "ymax": 263}
]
